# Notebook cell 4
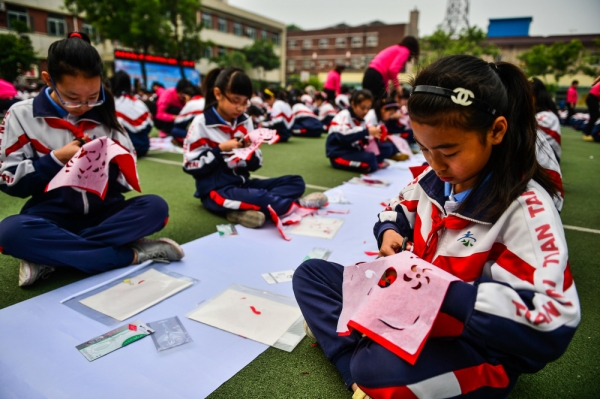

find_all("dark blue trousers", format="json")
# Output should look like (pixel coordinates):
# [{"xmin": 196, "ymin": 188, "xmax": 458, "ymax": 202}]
[
  {"xmin": 201, "ymin": 175, "xmax": 306, "ymax": 217},
  {"xmin": 330, "ymin": 141, "xmax": 395, "ymax": 173},
  {"xmin": 0, "ymin": 195, "xmax": 169, "ymax": 274},
  {"xmin": 293, "ymin": 259, "xmax": 518, "ymax": 397}
]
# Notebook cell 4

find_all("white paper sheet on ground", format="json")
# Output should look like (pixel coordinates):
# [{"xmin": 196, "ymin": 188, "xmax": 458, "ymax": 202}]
[
  {"xmin": 79, "ymin": 268, "xmax": 193, "ymax": 321},
  {"xmin": 262, "ymin": 270, "xmax": 295, "ymax": 284},
  {"xmin": 188, "ymin": 286, "xmax": 302, "ymax": 346},
  {"xmin": 286, "ymin": 215, "xmax": 345, "ymax": 239}
]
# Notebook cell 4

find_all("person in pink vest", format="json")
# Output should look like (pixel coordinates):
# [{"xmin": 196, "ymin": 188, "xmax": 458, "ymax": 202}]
[
  {"xmin": 154, "ymin": 79, "xmax": 194, "ymax": 137},
  {"xmin": 0, "ymin": 78, "xmax": 19, "ymax": 113},
  {"xmin": 324, "ymin": 65, "xmax": 345, "ymax": 104},
  {"xmin": 565, "ymin": 80, "xmax": 578, "ymax": 126},
  {"xmin": 362, "ymin": 36, "xmax": 419, "ymax": 102}
]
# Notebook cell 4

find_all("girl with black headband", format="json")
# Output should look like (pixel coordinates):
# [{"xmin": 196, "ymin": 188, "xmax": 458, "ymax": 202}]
[
  {"xmin": 0, "ymin": 32, "xmax": 184, "ymax": 286},
  {"xmin": 293, "ymin": 55, "xmax": 578, "ymax": 398}
]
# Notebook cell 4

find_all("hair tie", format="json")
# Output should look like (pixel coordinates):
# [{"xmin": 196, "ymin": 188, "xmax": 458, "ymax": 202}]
[
  {"xmin": 412, "ymin": 85, "xmax": 497, "ymax": 116},
  {"xmin": 69, "ymin": 32, "xmax": 83, "ymax": 39},
  {"xmin": 264, "ymin": 88, "xmax": 274, "ymax": 97}
]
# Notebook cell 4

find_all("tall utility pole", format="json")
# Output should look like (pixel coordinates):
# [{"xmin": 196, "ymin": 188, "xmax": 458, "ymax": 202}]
[{"xmin": 442, "ymin": 0, "xmax": 470, "ymax": 36}]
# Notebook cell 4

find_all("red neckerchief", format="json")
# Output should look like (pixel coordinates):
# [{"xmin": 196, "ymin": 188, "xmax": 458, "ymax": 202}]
[
  {"xmin": 419, "ymin": 207, "xmax": 471, "ymax": 263},
  {"xmin": 44, "ymin": 118, "xmax": 97, "ymax": 141}
]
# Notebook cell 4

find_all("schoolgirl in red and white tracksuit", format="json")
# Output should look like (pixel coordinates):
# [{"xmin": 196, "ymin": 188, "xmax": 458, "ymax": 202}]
[
  {"xmin": 172, "ymin": 95, "xmax": 205, "ymax": 141},
  {"xmin": 183, "ymin": 106, "xmax": 305, "ymax": 217},
  {"xmin": 294, "ymin": 168, "xmax": 579, "ymax": 397},
  {"xmin": 262, "ymin": 99, "xmax": 294, "ymax": 142},
  {"xmin": 317, "ymin": 100, "xmax": 337, "ymax": 130},
  {"xmin": 536, "ymin": 130, "xmax": 564, "ymax": 212},
  {"xmin": 0, "ymin": 90, "xmax": 169, "ymax": 273},
  {"xmin": 536, "ymin": 110, "xmax": 561, "ymax": 162},
  {"xmin": 326, "ymin": 108, "xmax": 393, "ymax": 172},
  {"xmin": 115, "ymin": 93, "xmax": 153, "ymax": 156},
  {"xmin": 291, "ymin": 103, "xmax": 324, "ymax": 137}
]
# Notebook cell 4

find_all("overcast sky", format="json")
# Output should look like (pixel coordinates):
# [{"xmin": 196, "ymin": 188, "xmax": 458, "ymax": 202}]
[{"xmin": 228, "ymin": 0, "xmax": 600, "ymax": 37}]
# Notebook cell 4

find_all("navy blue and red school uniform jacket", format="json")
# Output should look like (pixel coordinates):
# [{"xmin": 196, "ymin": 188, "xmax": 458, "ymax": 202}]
[
  {"xmin": 0, "ymin": 89, "xmax": 136, "ymax": 218},
  {"xmin": 182, "ymin": 106, "xmax": 261, "ymax": 199},
  {"xmin": 326, "ymin": 108, "xmax": 369, "ymax": 158}
]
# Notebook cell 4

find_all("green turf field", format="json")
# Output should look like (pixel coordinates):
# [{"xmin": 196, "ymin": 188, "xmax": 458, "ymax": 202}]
[{"xmin": 1, "ymin": 127, "xmax": 598, "ymax": 398}]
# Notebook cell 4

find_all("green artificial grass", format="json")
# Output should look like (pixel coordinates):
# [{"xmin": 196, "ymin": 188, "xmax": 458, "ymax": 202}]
[{"xmin": 0, "ymin": 129, "xmax": 599, "ymax": 398}]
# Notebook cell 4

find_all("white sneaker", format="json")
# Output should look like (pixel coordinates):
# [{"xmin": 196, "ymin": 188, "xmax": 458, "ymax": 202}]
[
  {"xmin": 226, "ymin": 210, "xmax": 266, "ymax": 228},
  {"xmin": 298, "ymin": 192, "xmax": 328, "ymax": 209},
  {"xmin": 303, "ymin": 320, "xmax": 316, "ymax": 340},
  {"xmin": 19, "ymin": 260, "xmax": 55, "ymax": 287},
  {"xmin": 131, "ymin": 238, "xmax": 185, "ymax": 264}
]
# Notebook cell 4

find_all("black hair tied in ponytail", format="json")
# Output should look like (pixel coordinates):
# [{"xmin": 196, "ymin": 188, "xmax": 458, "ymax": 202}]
[
  {"xmin": 408, "ymin": 55, "xmax": 559, "ymax": 221},
  {"xmin": 48, "ymin": 32, "xmax": 123, "ymax": 133},
  {"xmin": 203, "ymin": 67, "xmax": 253, "ymax": 110}
]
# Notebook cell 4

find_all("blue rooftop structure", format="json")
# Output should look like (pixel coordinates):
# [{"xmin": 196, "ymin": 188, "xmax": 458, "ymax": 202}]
[{"xmin": 487, "ymin": 17, "xmax": 533, "ymax": 38}]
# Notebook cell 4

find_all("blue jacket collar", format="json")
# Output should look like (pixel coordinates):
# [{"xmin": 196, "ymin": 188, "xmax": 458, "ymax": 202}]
[
  {"xmin": 204, "ymin": 106, "xmax": 249, "ymax": 127},
  {"xmin": 33, "ymin": 87, "xmax": 103, "ymax": 124},
  {"xmin": 419, "ymin": 169, "xmax": 494, "ymax": 223}
]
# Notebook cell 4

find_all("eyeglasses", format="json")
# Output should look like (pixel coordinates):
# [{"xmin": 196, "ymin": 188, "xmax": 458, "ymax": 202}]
[
  {"xmin": 223, "ymin": 92, "xmax": 250, "ymax": 109},
  {"xmin": 50, "ymin": 77, "xmax": 105, "ymax": 109}
]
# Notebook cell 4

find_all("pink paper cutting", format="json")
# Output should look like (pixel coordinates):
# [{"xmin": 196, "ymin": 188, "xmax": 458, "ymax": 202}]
[
  {"xmin": 267, "ymin": 205, "xmax": 291, "ymax": 241},
  {"xmin": 337, "ymin": 251, "xmax": 458, "ymax": 364},
  {"xmin": 387, "ymin": 135, "xmax": 413, "ymax": 157},
  {"xmin": 364, "ymin": 137, "xmax": 381, "ymax": 156},
  {"xmin": 46, "ymin": 137, "xmax": 140, "ymax": 199},
  {"xmin": 224, "ymin": 128, "xmax": 279, "ymax": 163}
]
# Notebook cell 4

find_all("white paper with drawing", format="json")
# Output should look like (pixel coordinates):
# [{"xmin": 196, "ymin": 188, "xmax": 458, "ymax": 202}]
[
  {"xmin": 187, "ymin": 287, "xmax": 302, "ymax": 346},
  {"xmin": 286, "ymin": 215, "xmax": 345, "ymax": 239},
  {"xmin": 79, "ymin": 268, "xmax": 193, "ymax": 321}
]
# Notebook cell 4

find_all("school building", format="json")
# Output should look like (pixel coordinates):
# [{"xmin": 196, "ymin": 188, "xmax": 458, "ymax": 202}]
[
  {"xmin": 285, "ymin": 9, "xmax": 419, "ymax": 87},
  {"xmin": 0, "ymin": 0, "xmax": 286, "ymax": 85}
]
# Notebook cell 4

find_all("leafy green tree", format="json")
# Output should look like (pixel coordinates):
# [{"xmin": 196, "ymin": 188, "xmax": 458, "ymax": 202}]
[
  {"xmin": 579, "ymin": 38, "xmax": 600, "ymax": 78},
  {"xmin": 210, "ymin": 51, "xmax": 251, "ymax": 71},
  {"xmin": 286, "ymin": 24, "xmax": 302, "ymax": 32},
  {"xmin": 518, "ymin": 44, "xmax": 551, "ymax": 78},
  {"xmin": 419, "ymin": 26, "xmax": 499, "ymax": 67},
  {"xmin": 0, "ymin": 21, "xmax": 37, "ymax": 82},
  {"xmin": 243, "ymin": 39, "xmax": 280, "ymax": 79}
]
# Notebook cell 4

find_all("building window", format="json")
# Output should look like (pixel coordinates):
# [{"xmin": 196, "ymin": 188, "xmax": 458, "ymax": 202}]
[
  {"xmin": 288, "ymin": 39, "xmax": 297, "ymax": 49},
  {"xmin": 287, "ymin": 59, "xmax": 296, "ymax": 72},
  {"xmin": 335, "ymin": 37, "xmax": 346, "ymax": 48},
  {"xmin": 351, "ymin": 57, "xmax": 363, "ymax": 69},
  {"xmin": 302, "ymin": 39, "xmax": 312, "ymax": 49},
  {"xmin": 272, "ymin": 33, "xmax": 280, "ymax": 45},
  {"xmin": 203, "ymin": 47, "xmax": 213, "ymax": 59},
  {"xmin": 7, "ymin": 10, "xmax": 29, "ymax": 30},
  {"xmin": 82, "ymin": 24, "xmax": 97, "ymax": 42},
  {"xmin": 302, "ymin": 59, "xmax": 312, "ymax": 69},
  {"xmin": 48, "ymin": 17, "xmax": 67, "ymax": 37},
  {"xmin": 351, "ymin": 37, "xmax": 363, "ymax": 48},
  {"xmin": 246, "ymin": 26, "xmax": 256, "ymax": 39},
  {"xmin": 261, "ymin": 29, "xmax": 268, "ymax": 40},
  {"xmin": 366, "ymin": 35, "xmax": 378, "ymax": 47},
  {"xmin": 318, "ymin": 59, "xmax": 329, "ymax": 69},
  {"xmin": 218, "ymin": 17, "xmax": 227, "ymax": 33},
  {"xmin": 233, "ymin": 22, "xmax": 242, "ymax": 36},
  {"xmin": 218, "ymin": 47, "xmax": 228, "ymax": 57},
  {"xmin": 318, "ymin": 38, "xmax": 329, "ymax": 49},
  {"xmin": 202, "ymin": 13, "xmax": 212, "ymax": 29}
]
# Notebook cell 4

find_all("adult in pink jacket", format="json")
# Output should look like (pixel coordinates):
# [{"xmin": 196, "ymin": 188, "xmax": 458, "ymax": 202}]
[
  {"xmin": 565, "ymin": 80, "xmax": 578, "ymax": 126},
  {"xmin": 324, "ymin": 65, "xmax": 345, "ymax": 104},
  {"xmin": 154, "ymin": 79, "xmax": 194, "ymax": 136},
  {"xmin": 362, "ymin": 36, "xmax": 419, "ymax": 102},
  {"xmin": 0, "ymin": 78, "xmax": 19, "ymax": 113}
]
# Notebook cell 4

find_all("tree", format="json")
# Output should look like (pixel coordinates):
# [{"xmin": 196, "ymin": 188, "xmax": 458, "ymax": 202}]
[
  {"xmin": 419, "ymin": 26, "xmax": 499, "ymax": 67},
  {"xmin": 160, "ymin": 0, "xmax": 206, "ymax": 78},
  {"xmin": 243, "ymin": 39, "xmax": 281, "ymax": 80},
  {"xmin": 286, "ymin": 24, "xmax": 302, "ymax": 32},
  {"xmin": 210, "ymin": 51, "xmax": 251, "ymax": 71},
  {"xmin": 0, "ymin": 21, "xmax": 37, "ymax": 82},
  {"xmin": 518, "ymin": 44, "xmax": 551, "ymax": 78},
  {"xmin": 579, "ymin": 38, "xmax": 600, "ymax": 78},
  {"xmin": 519, "ymin": 39, "xmax": 586, "ymax": 83}
]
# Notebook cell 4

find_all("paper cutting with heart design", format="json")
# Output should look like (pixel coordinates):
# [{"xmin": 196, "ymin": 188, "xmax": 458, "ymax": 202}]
[
  {"xmin": 46, "ymin": 137, "xmax": 140, "ymax": 199},
  {"xmin": 337, "ymin": 251, "xmax": 458, "ymax": 364}
]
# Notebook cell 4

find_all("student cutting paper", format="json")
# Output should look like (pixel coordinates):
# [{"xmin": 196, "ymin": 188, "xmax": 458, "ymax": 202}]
[
  {"xmin": 0, "ymin": 32, "xmax": 184, "ymax": 287},
  {"xmin": 294, "ymin": 55, "xmax": 579, "ymax": 398}
]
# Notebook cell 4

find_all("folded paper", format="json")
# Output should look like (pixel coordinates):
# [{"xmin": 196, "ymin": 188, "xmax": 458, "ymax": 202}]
[
  {"xmin": 46, "ymin": 137, "xmax": 140, "ymax": 199},
  {"xmin": 337, "ymin": 251, "xmax": 458, "ymax": 364},
  {"xmin": 223, "ymin": 128, "xmax": 279, "ymax": 163}
]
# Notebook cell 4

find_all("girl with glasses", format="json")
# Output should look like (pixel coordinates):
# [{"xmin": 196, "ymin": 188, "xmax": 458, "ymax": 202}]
[{"xmin": 0, "ymin": 32, "xmax": 184, "ymax": 287}]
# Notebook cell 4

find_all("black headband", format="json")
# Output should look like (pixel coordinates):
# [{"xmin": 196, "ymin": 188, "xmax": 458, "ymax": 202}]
[{"xmin": 412, "ymin": 85, "xmax": 498, "ymax": 116}]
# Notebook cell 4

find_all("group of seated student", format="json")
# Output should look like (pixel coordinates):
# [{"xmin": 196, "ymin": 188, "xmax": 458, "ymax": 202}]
[{"xmin": 0, "ymin": 33, "xmax": 580, "ymax": 399}]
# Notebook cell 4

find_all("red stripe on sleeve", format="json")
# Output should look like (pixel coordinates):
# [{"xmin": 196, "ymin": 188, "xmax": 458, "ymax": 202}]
[
  {"xmin": 454, "ymin": 363, "xmax": 510, "ymax": 394},
  {"xmin": 4, "ymin": 134, "xmax": 30, "ymax": 156},
  {"xmin": 489, "ymin": 243, "xmax": 536, "ymax": 285},
  {"xmin": 116, "ymin": 111, "xmax": 152, "ymax": 127},
  {"xmin": 189, "ymin": 138, "xmax": 220, "ymax": 151},
  {"xmin": 539, "ymin": 126, "xmax": 561, "ymax": 145}
]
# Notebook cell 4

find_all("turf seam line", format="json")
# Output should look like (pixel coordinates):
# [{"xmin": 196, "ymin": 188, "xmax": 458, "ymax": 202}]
[
  {"xmin": 563, "ymin": 225, "xmax": 600, "ymax": 235},
  {"xmin": 142, "ymin": 156, "xmax": 332, "ymax": 191}
]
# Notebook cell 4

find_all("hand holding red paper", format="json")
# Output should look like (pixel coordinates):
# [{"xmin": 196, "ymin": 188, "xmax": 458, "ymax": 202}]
[
  {"xmin": 223, "ymin": 128, "xmax": 279, "ymax": 162},
  {"xmin": 337, "ymin": 251, "xmax": 458, "ymax": 364},
  {"xmin": 46, "ymin": 136, "xmax": 141, "ymax": 199}
]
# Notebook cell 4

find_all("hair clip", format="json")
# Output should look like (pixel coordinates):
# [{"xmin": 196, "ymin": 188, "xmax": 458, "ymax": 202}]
[
  {"xmin": 264, "ymin": 88, "xmax": 274, "ymax": 97},
  {"xmin": 412, "ymin": 85, "xmax": 497, "ymax": 116}
]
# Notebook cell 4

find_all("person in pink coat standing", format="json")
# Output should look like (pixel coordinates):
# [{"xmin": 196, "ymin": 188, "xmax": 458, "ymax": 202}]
[
  {"xmin": 324, "ymin": 65, "xmax": 345, "ymax": 104},
  {"xmin": 565, "ymin": 80, "xmax": 578, "ymax": 126},
  {"xmin": 362, "ymin": 36, "xmax": 419, "ymax": 102}
]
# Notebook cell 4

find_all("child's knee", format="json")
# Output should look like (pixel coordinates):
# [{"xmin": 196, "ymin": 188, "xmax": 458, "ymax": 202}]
[
  {"xmin": 0, "ymin": 215, "xmax": 35, "ymax": 250},
  {"xmin": 137, "ymin": 195, "xmax": 169, "ymax": 220}
]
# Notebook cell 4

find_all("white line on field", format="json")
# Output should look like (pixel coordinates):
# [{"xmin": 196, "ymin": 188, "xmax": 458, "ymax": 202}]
[{"xmin": 563, "ymin": 225, "xmax": 600, "ymax": 235}]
